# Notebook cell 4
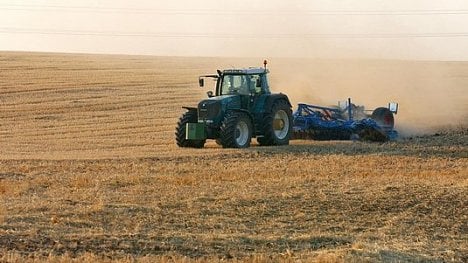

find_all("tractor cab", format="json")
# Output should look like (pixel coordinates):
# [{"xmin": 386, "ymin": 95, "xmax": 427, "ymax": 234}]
[
  {"xmin": 218, "ymin": 68, "xmax": 270, "ymax": 97},
  {"xmin": 199, "ymin": 67, "xmax": 271, "ymax": 98}
]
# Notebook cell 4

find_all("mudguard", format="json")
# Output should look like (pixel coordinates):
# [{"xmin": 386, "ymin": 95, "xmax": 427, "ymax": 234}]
[
  {"xmin": 264, "ymin": 93, "xmax": 292, "ymax": 113},
  {"xmin": 182, "ymin": 106, "xmax": 197, "ymax": 112}
]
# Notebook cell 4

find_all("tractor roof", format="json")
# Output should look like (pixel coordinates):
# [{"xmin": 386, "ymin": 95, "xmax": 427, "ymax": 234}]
[{"xmin": 222, "ymin": 68, "xmax": 269, "ymax": 75}]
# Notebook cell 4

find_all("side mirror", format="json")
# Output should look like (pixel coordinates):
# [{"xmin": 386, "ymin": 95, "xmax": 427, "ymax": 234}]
[
  {"xmin": 206, "ymin": 91, "xmax": 214, "ymax": 97},
  {"xmin": 388, "ymin": 102, "xmax": 398, "ymax": 114},
  {"xmin": 199, "ymin": 78, "xmax": 204, "ymax": 87}
]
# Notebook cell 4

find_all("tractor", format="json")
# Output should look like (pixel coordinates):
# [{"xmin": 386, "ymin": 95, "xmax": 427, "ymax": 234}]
[{"xmin": 175, "ymin": 61, "xmax": 292, "ymax": 148}]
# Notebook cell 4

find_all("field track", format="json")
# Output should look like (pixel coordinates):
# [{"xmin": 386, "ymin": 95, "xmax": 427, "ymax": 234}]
[{"xmin": 0, "ymin": 52, "xmax": 467, "ymax": 262}]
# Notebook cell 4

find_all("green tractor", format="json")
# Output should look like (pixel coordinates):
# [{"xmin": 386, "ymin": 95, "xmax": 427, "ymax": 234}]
[{"xmin": 175, "ymin": 61, "xmax": 293, "ymax": 148}]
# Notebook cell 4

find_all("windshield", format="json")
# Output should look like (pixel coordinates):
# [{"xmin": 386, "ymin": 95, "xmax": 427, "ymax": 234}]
[{"xmin": 221, "ymin": 75, "xmax": 250, "ymax": 95}]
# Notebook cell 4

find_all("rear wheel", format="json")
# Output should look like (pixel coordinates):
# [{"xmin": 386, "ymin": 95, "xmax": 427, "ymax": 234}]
[
  {"xmin": 371, "ymin": 107, "xmax": 394, "ymax": 133},
  {"xmin": 175, "ymin": 110, "xmax": 205, "ymax": 148},
  {"xmin": 220, "ymin": 112, "xmax": 252, "ymax": 148},
  {"xmin": 257, "ymin": 100, "xmax": 292, "ymax": 146},
  {"xmin": 360, "ymin": 107, "xmax": 395, "ymax": 142}
]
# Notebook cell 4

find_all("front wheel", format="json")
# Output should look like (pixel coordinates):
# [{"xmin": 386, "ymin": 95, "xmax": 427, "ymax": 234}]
[
  {"xmin": 175, "ymin": 110, "xmax": 205, "ymax": 148},
  {"xmin": 257, "ymin": 100, "xmax": 293, "ymax": 146},
  {"xmin": 219, "ymin": 112, "xmax": 252, "ymax": 148}
]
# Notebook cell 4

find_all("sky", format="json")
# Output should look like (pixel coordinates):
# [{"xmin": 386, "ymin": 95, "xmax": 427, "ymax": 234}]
[{"xmin": 1, "ymin": 0, "xmax": 468, "ymax": 60}]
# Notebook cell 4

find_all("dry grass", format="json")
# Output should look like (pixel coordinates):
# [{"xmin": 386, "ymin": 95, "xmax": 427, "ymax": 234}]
[{"xmin": 0, "ymin": 52, "xmax": 467, "ymax": 262}]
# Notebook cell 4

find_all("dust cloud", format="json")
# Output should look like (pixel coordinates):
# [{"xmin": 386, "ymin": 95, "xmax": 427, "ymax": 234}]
[{"xmin": 267, "ymin": 58, "xmax": 468, "ymax": 136}]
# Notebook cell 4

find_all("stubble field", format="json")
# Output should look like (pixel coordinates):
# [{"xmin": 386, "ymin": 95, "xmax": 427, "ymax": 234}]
[{"xmin": 0, "ymin": 52, "xmax": 467, "ymax": 262}]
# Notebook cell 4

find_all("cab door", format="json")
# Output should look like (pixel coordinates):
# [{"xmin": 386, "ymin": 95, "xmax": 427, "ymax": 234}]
[{"xmin": 248, "ymin": 74, "xmax": 264, "ymax": 111}]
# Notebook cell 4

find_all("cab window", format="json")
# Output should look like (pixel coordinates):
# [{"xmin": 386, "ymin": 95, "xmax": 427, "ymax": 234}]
[{"xmin": 249, "ymin": 75, "xmax": 262, "ymax": 94}]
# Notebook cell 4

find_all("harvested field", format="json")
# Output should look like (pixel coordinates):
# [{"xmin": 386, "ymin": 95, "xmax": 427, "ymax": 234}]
[{"xmin": 0, "ymin": 52, "xmax": 467, "ymax": 262}]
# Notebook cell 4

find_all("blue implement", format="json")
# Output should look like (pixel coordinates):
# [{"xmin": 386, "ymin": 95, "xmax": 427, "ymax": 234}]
[{"xmin": 292, "ymin": 100, "xmax": 398, "ymax": 142}]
